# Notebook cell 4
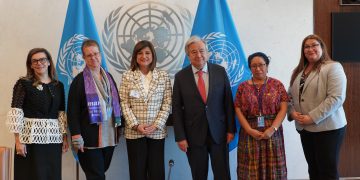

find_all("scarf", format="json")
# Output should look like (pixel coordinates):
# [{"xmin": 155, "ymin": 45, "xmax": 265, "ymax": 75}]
[{"xmin": 83, "ymin": 66, "xmax": 121, "ymax": 127}]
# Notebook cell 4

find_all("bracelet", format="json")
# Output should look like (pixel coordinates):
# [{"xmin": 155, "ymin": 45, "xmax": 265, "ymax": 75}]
[{"xmin": 272, "ymin": 126, "xmax": 278, "ymax": 132}]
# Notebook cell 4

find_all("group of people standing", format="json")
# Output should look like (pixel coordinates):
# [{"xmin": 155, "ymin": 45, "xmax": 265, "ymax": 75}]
[{"xmin": 6, "ymin": 34, "xmax": 347, "ymax": 180}]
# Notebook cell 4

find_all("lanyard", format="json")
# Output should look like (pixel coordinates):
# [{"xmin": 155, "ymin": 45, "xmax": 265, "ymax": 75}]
[{"xmin": 252, "ymin": 77, "xmax": 268, "ymax": 116}]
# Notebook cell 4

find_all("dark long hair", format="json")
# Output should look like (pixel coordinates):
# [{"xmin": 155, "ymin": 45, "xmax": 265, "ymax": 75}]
[
  {"xmin": 290, "ymin": 34, "xmax": 334, "ymax": 86},
  {"xmin": 24, "ymin": 48, "xmax": 57, "ymax": 86},
  {"xmin": 130, "ymin": 40, "xmax": 157, "ymax": 71}
]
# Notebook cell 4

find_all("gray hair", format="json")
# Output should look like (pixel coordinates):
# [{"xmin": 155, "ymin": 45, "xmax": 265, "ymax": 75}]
[{"xmin": 184, "ymin": 36, "xmax": 208, "ymax": 55}]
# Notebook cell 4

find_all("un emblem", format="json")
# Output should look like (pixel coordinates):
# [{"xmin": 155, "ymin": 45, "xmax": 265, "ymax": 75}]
[
  {"xmin": 204, "ymin": 32, "xmax": 244, "ymax": 87},
  {"xmin": 58, "ymin": 34, "xmax": 88, "ymax": 84},
  {"xmin": 102, "ymin": 1, "xmax": 192, "ymax": 78}
]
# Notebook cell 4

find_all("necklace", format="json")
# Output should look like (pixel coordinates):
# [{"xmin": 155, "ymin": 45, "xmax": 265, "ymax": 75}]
[{"xmin": 251, "ymin": 77, "xmax": 268, "ymax": 88}]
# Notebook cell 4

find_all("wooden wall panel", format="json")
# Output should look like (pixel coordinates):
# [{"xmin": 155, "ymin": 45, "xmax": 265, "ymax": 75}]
[
  {"xmin": 314, "ymin": 0, "xmax": 360, "ymax": 177},
  {"xmin": 339, "ymin": 63, "xmax": 360, "ymax": 177}
]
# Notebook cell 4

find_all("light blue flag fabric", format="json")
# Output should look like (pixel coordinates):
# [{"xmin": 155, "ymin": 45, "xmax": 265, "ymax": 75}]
[
  {"xmin": 56, "ymin": 0, "xmax": 107, "ymax": 102},
  {"xmin": 55, "ymin": 0, "xmax": 107, "ymax": 161},
  {"xmin": 184, "ymin": 0, "xmax": 251, "ymax": 151}
]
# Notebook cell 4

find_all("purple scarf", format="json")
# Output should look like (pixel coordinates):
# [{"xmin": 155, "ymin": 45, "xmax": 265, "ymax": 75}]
[{"xmin": 83, "ymin": 67, "xmax": 121, "ymax": 127}]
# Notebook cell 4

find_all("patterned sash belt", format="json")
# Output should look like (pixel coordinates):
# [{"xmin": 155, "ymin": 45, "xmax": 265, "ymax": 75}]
[{"xmin": 246, "ymin": 114, "xmax": 277, "ymax": 120}]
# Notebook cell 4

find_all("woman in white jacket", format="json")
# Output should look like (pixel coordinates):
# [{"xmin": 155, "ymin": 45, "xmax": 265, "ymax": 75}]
[
  {"xmin": 288, "ymin": 34, "xmax": 347, "ymax": 180},
  {"xmin": 119, "ymin": 40, "xmax": 172, "ymax": 180}
]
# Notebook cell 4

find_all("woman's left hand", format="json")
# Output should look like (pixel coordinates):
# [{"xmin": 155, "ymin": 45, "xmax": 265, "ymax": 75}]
[
  {"xmin": 296, "ymin": 115, "xmax": 314, "ymax": 125},
  {"xmin": 144, "ymin": 124, "xmax": 157, "ymax": 134},
  {"xmin": 62, "ymin": 135, "xmax": 69, "ymax": 153},
  {"xmin": 260, "ymin": 128, "xmax": 275, "ymax": 139},
  {"xmin": 137, "ymin": 124, "xmax": 157, "ymax": 135}
]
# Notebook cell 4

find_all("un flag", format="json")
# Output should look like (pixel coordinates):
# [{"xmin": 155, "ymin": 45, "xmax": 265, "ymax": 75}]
[
  {"xmin": 56, "ymin": 0, "xmax": 107, "ymax": 102},
  {"xmin": 55, "ymin": 0, "xmax": 106, "ymax": 161},
  {"xmin": 184, "ymin": 0, "xmax": 251, "ymax": 150}
]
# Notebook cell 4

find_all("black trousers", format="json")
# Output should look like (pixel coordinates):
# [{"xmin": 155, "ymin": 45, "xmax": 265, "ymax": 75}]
[
  {"xmin": 78, "ymin": 146, "xmax": 115, "ymax": 180},
  {"xmin": 186, "ymin": 133, "xmax": 230, "ymax": 180},
  {"xmin": 14, "ymin": 143, "xmax": 62, "ymax": 180},
  {"xmin": 299, "ymin": 126, "xmax": 346, "ymax": 180},
  {"xmin": 126, "ymin": 137, "xmax": 165, "ymax": 180}
]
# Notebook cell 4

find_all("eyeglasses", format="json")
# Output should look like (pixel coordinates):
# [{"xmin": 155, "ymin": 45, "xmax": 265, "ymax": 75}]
[
  {"xmin": 250, "ymin": 63, "xmax": 266, "ymax": 69},
  {"xmin": 84, "ymin": 52, "xmax": 100, "ymax": 59},
  {"xmin": 31, "ymin": 58, "xmax": 48, "ymax": 64},
  {"xmin": 304, "ymin": 43, "xmax": 320, "ymax": 50}
]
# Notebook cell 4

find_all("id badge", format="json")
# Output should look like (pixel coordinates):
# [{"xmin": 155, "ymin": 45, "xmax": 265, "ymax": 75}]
[
  {"xmin": 129, "ymin": 90, "xmax": 140, "ymax": 98},
  {"xmin": 257, "ymin": 116, "xmax": 265, "ymax": 128},
  {"xmin": 106, "ymin": 106, "xmax": 113, "ymax": 119}
]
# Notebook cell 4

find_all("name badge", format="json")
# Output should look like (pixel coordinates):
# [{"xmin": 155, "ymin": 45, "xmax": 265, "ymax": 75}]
[
  {"xmin": 129, "ymin": 90, "xmax": 140, "ymax": 98},
  {"xmin": 257, "ymin": 116, "xmax": 265, "ymax": 128},
  {"xmin": 106, "ymin": 106, "xmax": 113, "ymax": 119}
]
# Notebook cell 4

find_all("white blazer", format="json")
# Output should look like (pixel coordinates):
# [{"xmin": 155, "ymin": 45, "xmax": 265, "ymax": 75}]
[
  {"xmin": 288, "ymin": 62, "xmax": 347, "ymax": 132},
  {"xmin": 120, "ymin": 68, "xmax": 172, "ymax": 139}
]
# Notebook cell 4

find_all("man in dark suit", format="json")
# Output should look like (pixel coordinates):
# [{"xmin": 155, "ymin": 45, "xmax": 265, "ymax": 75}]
[{"xmin": 173, "ymin": 36, "xmax": 235, "ymax": 180}]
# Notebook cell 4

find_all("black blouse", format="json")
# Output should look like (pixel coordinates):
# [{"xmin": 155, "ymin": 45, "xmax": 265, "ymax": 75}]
[{"xmin": 11, "ymin": 78, "xmax": 65, "ymax": 119}]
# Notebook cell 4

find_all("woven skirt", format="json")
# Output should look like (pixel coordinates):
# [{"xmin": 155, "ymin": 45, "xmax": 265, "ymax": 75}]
[{"xmin": 237, "ymin": 118, "xmax": 287, "ymax": 180}]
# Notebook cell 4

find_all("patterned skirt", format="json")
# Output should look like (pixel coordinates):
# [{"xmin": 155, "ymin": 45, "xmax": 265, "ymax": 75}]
[{"xmin": 237, "ymin": 118, "xmax": 287, "ymax": 180}]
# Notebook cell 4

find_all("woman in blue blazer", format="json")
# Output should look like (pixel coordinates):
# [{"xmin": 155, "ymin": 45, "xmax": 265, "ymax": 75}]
[{"xmin": 288, "ymin": 34, "xmax": 347, "ymax": 180}]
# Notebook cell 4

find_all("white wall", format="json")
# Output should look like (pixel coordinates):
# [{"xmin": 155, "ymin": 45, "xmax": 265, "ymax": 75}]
[{"xmin": 0, "ymin": 0, "xmax": 313, "ymax": 179}]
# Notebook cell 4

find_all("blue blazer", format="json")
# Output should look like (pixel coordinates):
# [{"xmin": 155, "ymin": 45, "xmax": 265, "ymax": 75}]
[{"xmin": 172, "ymin": 63, "xmax": 235, "ymax": 145}]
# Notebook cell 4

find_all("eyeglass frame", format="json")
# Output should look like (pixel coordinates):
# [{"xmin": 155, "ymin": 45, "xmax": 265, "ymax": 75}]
[
  {"xmin": 83, "ymin": 52, "xmax": 100, "ymax": 59},
  {"xmin": 250, "ymin": 63, "xmax": 267, "ymax": 69},
  {"xmin": 304, "ymin": 43, "xmax": 320, "ymax": 50},
  {"xmin": 31, "ymin": 57, "xmax": 48, "ymax": 65}
]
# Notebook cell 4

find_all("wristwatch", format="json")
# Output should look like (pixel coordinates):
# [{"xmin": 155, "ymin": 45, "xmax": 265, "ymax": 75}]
[{"xmin": 272, "ymin": 126, "xmax": 278, "ymax": 132}]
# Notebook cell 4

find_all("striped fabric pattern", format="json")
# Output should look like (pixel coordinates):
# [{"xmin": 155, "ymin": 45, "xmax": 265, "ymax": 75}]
[{"xmin": 237, "ymin": 119, "xmax": 287, "ymax": 180}]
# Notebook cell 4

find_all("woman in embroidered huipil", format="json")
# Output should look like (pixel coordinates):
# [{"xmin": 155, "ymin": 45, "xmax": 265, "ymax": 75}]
[
  {"xmin": 6, "ymin": 48, "xmax": 68, "ymax": 180},
  {"xmin": 119, "ymin": 40, "xmax": 172, "ymax": 180},
  {"xmin": 67, "ymin": 39, "xmax": 121, "ymax": 180},
  {"xmin": 234, "ymin": 52, "xmax": 288, "ymax": 180}
]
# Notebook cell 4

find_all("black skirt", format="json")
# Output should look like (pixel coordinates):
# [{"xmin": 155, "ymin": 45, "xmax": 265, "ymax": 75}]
[{"xmin": 14, "ymin": 143, "xmax": 62, "ymax": 180}]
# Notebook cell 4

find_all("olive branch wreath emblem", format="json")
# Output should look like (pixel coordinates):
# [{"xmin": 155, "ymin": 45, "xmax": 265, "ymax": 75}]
[
  {"xmin": 203, "ymin": 32, "xmax": 245, "ymax": 87},
  {"xmin": 102, "ymin": 7, "xmax": 126, "ymax": 73},
  {"xmin": 58, "ymin": 34, "xmax": 88, "ymax": 84}
]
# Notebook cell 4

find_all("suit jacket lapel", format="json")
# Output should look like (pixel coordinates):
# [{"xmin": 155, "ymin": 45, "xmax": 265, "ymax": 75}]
[
  {"xmin": 133, "ymin": 70, "xmax": 147, "ymax": 102},
  {"xmin": 207, "ymin": 63, "xmax": 213, "ymax": 104},
  {"xmin": 185, "ymin": 66, "xmax": 204, "ymax": 103},
  {"xmin": 302, "ymin": 70, "xmax": 317, "ymax": 94},
  {"xmin": 146, "ymin": 69, "xmax": 159, "ymax": 102}
]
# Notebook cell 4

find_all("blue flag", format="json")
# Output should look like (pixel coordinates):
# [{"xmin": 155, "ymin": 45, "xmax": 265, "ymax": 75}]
[
  {"xmin": 55, "ymin": 0, "xmax": 107, "ymax": 161},
  {"xmin": 184, "ymin": 0, "xmax": 251, "ymax": 151},
  {"xmin": 56, "ymin": 0, "xmax": 107, "ymax": 101}
]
